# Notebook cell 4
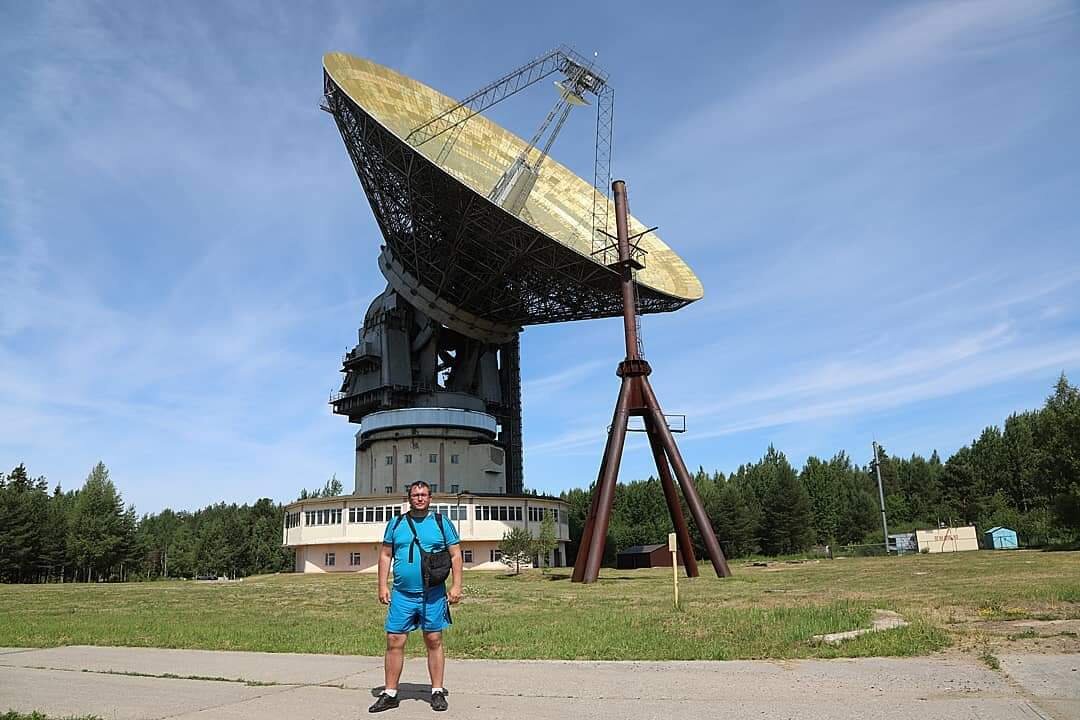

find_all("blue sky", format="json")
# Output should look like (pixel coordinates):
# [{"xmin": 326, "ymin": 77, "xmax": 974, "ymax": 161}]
[{"xmin": 2, "ymin": 1, "xmax": 1078, "ymax": 515}]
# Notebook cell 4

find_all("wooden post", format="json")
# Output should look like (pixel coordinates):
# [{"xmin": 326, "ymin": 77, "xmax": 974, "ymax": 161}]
[{"xmin": 668, "ymin": 532, "xmax": 679, "ymax": 609}]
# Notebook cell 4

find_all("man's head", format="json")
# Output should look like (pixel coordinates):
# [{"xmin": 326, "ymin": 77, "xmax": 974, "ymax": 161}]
[{"xmin": 407, "ymin": 480, "xmax": 432, "ymax": 512}]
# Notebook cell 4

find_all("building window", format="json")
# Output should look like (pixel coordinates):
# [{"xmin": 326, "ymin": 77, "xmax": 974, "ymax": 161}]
[
  {"xmin": 513, "ymin": 506, "xmax": 522, "ymax": 521},
  {"xmin": 449, "ymin": 505, "xmax": 467, "ymax": 521},
  {"xmin": 451, "ymin": 484, "xmax": 459, "ymax": 493},
  {"xmin": 349, "ymin": 552, "xmax": 362, "ymax": 566},
  {"xmin": 463, "ymin": 549, "xmax": 473, "ymax": 563},
  {"xmin": 490, "ymin": 549, "xmax": 502, "ymax": 562},
  {"xmin": 404, "ymin": 454, "xmax": 412, "ymax": 464},
  {"xmin": 385, "ymin": 486, "xmax": 393, "ymax": 494},
  {"xmin": 431, "ymin": 483, "xmax": 439, "ymax": 494},
  {"xmin": 429, "ymin": 454, "xmax": 438, "ymax": 463},
  {"xmin": 385, "ymin": 456, "xmax": 393, "ymax": 465},
  {"xmin": 450, "ymin": 454, "xmax": 460, "ymax": 464},
  {"xmin": 393, "ymin": 506, "xmax": 402, "ymax": 516},
  {"xmin": 365, "ymin": 507, "xmax": 375, "ymax": 523},
  {"xmin": 375, "ymin": 506, "xmax": 384, "ymax": 522},
  {"xmin": 325, "ymin": 552, "xmax": 336, "ymax": 567},
  {"xmin": 499, "ymin": 506, "xmax": 508, "ymax": 521}
]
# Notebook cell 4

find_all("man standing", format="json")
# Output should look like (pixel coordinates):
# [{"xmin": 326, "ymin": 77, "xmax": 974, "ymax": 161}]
[{"xmin": 369, "ymin": 480, "xmax": 463, "ymax": 713}]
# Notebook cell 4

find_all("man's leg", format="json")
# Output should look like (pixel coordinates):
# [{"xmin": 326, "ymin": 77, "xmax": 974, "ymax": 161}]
[
  {"xmin": 384, "ymin": 633, "xmax": 407, "ymax": 691},
  {"xmin": 422, "ymin": 631, "xmax": 444, "ymax": 689}
]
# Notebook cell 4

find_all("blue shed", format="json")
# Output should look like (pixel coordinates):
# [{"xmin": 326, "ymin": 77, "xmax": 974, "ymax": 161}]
[{"xmin": 985, "ymin": 527, "xmax": 1018, "ymax": 550}]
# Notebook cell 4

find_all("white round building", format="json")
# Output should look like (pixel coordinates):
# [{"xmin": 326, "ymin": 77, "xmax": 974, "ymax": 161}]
[{"xmin": 283, "ymin": 408, "xmax": 569, "ymax": 572}]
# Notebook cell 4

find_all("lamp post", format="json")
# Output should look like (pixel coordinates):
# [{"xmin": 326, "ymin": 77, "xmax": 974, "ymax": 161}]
[{"xmin": 872, "ymin": 441, "xmax": 890, "ymax": 554}]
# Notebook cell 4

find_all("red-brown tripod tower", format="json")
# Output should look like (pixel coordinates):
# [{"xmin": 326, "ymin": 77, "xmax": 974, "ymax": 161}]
[{"xmin": 571, "ymin": 180, "xmax": 732, "ymax": 584}]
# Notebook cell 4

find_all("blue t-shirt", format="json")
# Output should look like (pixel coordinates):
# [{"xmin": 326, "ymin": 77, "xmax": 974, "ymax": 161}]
[{"xmin": 383, "ymin": 512, "xmax": 460, "ymax": 593}]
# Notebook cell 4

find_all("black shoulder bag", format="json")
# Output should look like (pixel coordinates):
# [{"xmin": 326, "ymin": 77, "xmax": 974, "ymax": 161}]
[{"xmin": 401, "ymin": 512, "xmax": 453, "ymax": 589}]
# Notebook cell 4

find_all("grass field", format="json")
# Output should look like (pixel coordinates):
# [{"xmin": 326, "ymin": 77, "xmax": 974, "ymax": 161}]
[{"xmin": 2, "ymin": 551, "xmax": 1077, "ymax": 661}]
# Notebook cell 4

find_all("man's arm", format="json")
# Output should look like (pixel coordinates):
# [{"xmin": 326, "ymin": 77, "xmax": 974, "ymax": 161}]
[
  {"xmin": 447, "ymin": 544, "xmax": 463, "ymax": 604},
  {"xmin": 377, "ymin": 543, "xmax": 393, "ymax": 604}
]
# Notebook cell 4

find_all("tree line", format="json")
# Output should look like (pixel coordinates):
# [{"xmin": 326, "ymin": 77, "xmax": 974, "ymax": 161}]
[
  {"xmin": 0, "ymin": 462, "xmax": 291, "ymax": 583},
  {"xmin": 2, "ymin": 375, "xmax": 1077, "ymax": 583},
  {"xmin": 561, "ymin": 374, "xmax": 1080, "ymax": 563}
]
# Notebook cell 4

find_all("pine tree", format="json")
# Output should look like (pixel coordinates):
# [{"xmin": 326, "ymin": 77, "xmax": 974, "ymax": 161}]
[
  {"xmin": 68, "ymin": 462, "xmax": 126, "ymax": 581},
  {"xmin": 40, "ymin": 485, "xmax": 71, "ymax": 581},
  {"xmin": 0, "ymin": 466, "xmax": 49, "ymax": 582},
  {"xmin": 713, "ymin": 480, "xmax": 756, "ymax": 557},
  {"xmin": 759, "ymin": 453, "xmax": 815, "ymax": 555},
  {"xmin": 1040, "ymin": 374, "xmax": 1080, "ymax": 531}
]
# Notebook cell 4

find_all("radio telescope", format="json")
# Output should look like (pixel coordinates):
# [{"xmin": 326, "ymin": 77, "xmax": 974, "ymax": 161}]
[{"xmin": 322, "ymin": 47, "xmax": 728, "ymax": 581}]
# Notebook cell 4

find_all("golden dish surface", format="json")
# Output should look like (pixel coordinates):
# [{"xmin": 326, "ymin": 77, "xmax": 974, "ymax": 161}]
[{"xmin": 324, "ymin": 52, "xmax": 703, "ymax": 302}]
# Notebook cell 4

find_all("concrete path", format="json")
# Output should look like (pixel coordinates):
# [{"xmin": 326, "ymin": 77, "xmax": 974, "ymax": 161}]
[{"xmin": 1, "ymin": 646, "xmax": 1076, "ymax": 720}]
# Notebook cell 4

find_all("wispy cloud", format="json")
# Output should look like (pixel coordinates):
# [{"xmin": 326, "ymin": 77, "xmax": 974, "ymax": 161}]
[
  {"xmin": 3, "ymin": 2, "xmax": 1078, "ymax": 507},
  {"xmin": 683, "ymin": 336, "xmax": 1080, "ymax": 444},
  {"xmin": 522, "ymin": 359, "xmax": 608, "ymax": 396}
]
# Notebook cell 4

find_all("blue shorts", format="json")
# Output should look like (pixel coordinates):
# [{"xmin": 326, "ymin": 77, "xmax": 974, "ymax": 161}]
[{"xmin": 385, "ymin": 588, "xmax": 451, "ymax": 634}]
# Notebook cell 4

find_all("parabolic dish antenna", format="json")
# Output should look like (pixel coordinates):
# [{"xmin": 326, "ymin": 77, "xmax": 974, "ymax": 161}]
[{"xmin": 323, "ymin": 51, "xmax": 703, "ymax": 334}]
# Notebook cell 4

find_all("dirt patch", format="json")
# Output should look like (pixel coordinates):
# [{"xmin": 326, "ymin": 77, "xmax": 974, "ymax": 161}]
[
  {"xmin": 972, "ymin": 618, "xmax": 1080, "ymax": 637},
  {"xmin": 947, "ymin": 618, "xmax": 1080, "ymax": 656}
]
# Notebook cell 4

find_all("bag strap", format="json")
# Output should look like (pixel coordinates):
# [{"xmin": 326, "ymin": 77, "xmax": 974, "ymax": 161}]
[
  {"xmin": 434, "ymin": 512, "xmax": 449, "ymax": 549},
  {"xmin": 403, "ymin": 514, "xmax": 423, "ymax": 564}
]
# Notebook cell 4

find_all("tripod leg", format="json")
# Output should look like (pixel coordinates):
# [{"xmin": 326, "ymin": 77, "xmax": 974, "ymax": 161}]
[
  {"xmin": 641, "ymin": 379, "xmax": 732, "ymax": 577},
  {"xmin": 645, "ymin": 417, "xmax": 699, "ymax": 578},
  {"xmin": 582, "ymin": 378, "xmax": 634, "ymax": 583},
  {"xmin": 571, "ymin": 453, "xmax": 609, "ymax": 583}
]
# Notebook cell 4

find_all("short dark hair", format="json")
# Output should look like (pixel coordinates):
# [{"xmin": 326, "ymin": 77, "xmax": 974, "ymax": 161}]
[{"xmin": 407, "ymin": 480, "xmax": 431, "ymax": 496}]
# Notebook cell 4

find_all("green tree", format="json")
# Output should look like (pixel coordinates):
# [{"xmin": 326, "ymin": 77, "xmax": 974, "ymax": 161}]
[
  {"xmin": 0, "ymin": 465, "xmax": 49, "ymax": 582},
  {"xmin": 498, "ymin": 526, "xmax": 534, "ymax": 574},
  {"xmin": 801, "ymin": 456, "xmax": 841, "ymax": 544},
  {"xmin": 1039, "ymin": 374, "xmax": 1080, "ymax": 532},
  {"xmin": 759, "ymin": 451, "xmax": 815, "ymax": 555},
  {"xmin": 41, "ymin": 485, "xmax": 72, "ymax": 581},
  {"xmin": 561, "ymin": 486, "xmax": 594, "ymax": 566},
  {"xmin": 68, "ymin": 462, "xmax": 127, "ymax": 581},
  {"xmin": 1001, "ymin": 412, "xmax": 1038, "ymax": 512},
  {"xmin": 941, "ymin": 448, "xmax": 978, "ymax": 524},
  {"xmin": 533, "ymin": 512, "xmax": 558, "ymax": 573},
  {"xmin": 713, "ymin": 480, "xmax": 756, "ymax": 557},
  {"xmin": 323, "ymin": 474, "xmax": 344, "ymax": 497},
  {"xmin": 610, "ymin": 477, "xmax": 671, "ymax": 552}
]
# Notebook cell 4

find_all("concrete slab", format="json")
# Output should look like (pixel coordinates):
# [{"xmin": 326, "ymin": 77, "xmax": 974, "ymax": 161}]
[
  {"xmin": 0, "ymin": 666, "xmax": 271, "ymax": 720},
  {"xmin": 168, "ymin": 684, "xmax": 1049, "ymax": 720},
  {"xmin": 999, "ymin": 654, "xmax": 1080, "ymax": 699},
  {"xmin": 0, "ymin": 645, "xmax": 380, "ymax": 686},
  {"xmin": 1038, "ymin": 700, "xmax": 1080, "ymax": 720},
  {"xmin": 426, "ymin": 655, "xmax": 1020, "ymax": 701},
  {"xmin": 2, "ymin": 646, "xmax": 1076, "ymax": 720},
  {"xmin": 812, "ymin": 609, "xmax": 909, "ymax": 645}
]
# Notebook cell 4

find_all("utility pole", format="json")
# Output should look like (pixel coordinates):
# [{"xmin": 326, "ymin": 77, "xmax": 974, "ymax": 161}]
[{"xmin": 872, "ymin": 441, "xmax": 890, "ymax": 554}]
